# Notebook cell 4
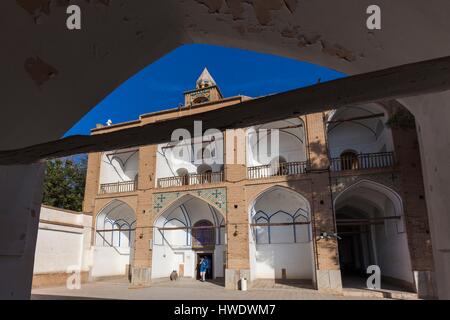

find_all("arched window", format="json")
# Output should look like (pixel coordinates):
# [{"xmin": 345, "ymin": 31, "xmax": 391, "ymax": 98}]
[
  {"xmin": 340, "ymin": 151, "xmax": 359, "ymax": 170},
  {"xmin": 193, "ymin": 96, "xmax": 209, "ymax": 104},
  {"xmin": 270, "ymin": 156, "xmax": 288, "ymax": 176},
  {"xmin": 197, "ymin": 164, "xmax": 212, "ymax": 183},
  {"xmin": 96, "ymin": 200, "xmax": 136, "ymax": 248},
  {"xmin": 192, "ymin": 220, "xmax": 215, "ymax": 248},
  {"xmin": 176, "ymin": 168, "xmax": 189, "ymax": 186}
]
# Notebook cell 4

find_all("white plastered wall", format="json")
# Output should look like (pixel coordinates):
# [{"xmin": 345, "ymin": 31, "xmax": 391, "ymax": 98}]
[
  {"xmin": 249, "ymin": 186, "xmax": 314, "ymax": 281},
  {"xmin": 335, "ymin": 181, "xmax": 414, "ymax": 285},
  {"xmin": 33, "ymin": 206, "xmax": 93, "ymax": 276},
  {"xmin": 99, "ymin": 150, "xmax": 139, "ymax": 184}
]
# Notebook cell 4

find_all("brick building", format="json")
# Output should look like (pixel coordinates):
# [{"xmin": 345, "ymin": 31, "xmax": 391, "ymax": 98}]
[{"xmin": 82, "ymin": 69, "xmax": 435, "ymax": 297}]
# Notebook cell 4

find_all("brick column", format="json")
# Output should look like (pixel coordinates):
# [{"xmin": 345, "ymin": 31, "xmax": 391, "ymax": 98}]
[
  {"xmin": 131, "ymin": 145, "xmax": 156, "ymax": 286},
  {"xmin": 305, "ymin": 113, "xmax": 342, "ymax": 292},
  {"xmin": 391, "ymin": 125, "xmax": 436, "ymax": 298},
  {"xmin": 82, "ymin": 152, "xmax": 101, "ymax": 214},
  {"xmin": 224, "ymin": 129, "xmax": 251, "ymax": 289}
]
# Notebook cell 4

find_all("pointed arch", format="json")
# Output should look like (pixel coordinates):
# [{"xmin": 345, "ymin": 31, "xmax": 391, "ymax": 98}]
[
  {"xmin": 249, "ymin": 185, "xmax": 311, "ymax": 215},
  {"xmin": 334, "ymin": 179, "xmax": 404, "ymax": 220},
  {"xmin": 154, "ymin": 191, "xmax": 226, "ymax": 221},
  {"xmin": 249, "ymin": 185, "xmax": 314, "ymax": 281},
  {"xmin": 95, "ymin": 199, "xmax": 136, "ymax": 248}
]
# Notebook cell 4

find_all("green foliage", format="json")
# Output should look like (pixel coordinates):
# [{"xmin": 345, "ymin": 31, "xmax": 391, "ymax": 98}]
[
  {"xmin": 42, "ymin": 156, "xmax": 87, "ymax": 212},
  {"xmin": 386, "ymin": 109, "xmax": 416, "ymax": 129}
]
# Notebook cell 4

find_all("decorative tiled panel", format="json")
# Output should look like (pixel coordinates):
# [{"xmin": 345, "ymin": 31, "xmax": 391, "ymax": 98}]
[
  {"xmin": 153, "ymin": 187, "xmax": 227, "ymax": 215},
  {"xmin": 331, "ymin": 172, "xmax": 401, "ymax": 197}
]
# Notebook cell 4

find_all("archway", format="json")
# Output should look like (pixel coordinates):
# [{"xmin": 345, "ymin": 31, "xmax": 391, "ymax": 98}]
[
  {"xmin": 1, "ymin": 1, "xmax": 448, "ymax": 299},
  {"xmin": 249, "ymin": 186, "xmax": 314, "ymax": 285},
  {"xmin": 152, "ymin": 194, "xmax": 226, "ymax": 281},
  {"xmin": 91, "ymin": 200, "xmax": 136, "ymax": 279},
  {"xmin": 247, "ymin": 118, "xmax": 308, "ymax": 178},
  {"xmin": 327, "ymin": 103, "xmax": 395, "ymax": 171},
  {"xmin": 334, "ymin": 180, "xmax": 414, "ymax": 291}
]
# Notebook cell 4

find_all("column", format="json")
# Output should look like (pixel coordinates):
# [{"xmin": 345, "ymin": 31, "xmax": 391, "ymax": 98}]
[
  {"xmin": 305, "ymin": 112, "xmax": 342, "ymax": 292},
  {"xmin": 224, "ymin": 129, "xmax": 251, "ymax": 289},
  {"xmin": 131, "ymin": 145, "xmax": 156, "ymax": 286}
]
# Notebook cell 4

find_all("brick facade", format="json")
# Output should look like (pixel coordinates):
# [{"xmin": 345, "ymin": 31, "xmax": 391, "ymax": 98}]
[{"xmin": 83, "ymin": 90, "xmax": 434, "ymax": 295}]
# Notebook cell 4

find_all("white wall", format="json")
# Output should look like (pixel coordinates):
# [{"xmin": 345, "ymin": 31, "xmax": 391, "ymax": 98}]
[
  {"xmin": 99, "ymin": 150, "xmax": 139, "ymax": 184},
  {"xmin": 156, "ymin": 134, "xmax": 224, "ymax": 183},
  {"xmin": 373, "ymin": 201, "xmax": 413, "ymax": 284},
  {"xmin": 33, "ymin": 229, "xmax": 83, "ymax": 274},
  {"xmin": 335, "ymin": 182, "xmax": 414, "ymax": 285},
  {"xmin": 90, "ymin": 246, "xmax": 130, "ymax": 278},
  {"xmin": 254, "ymin": 243, "xmax": 314, "ymax": 279},
  {"xmin": 33, "ymin": 206, "xmax": 92, "ymax": 275},
  {"xmin": 327, "ymin": 105, "xmax": 394, "ymax": 159},
  {"xmin": 247, "ymin": 118, "xmax": 307, "ymax": 167},
  {"xmin": 249, "ymin": 187, "xmax": 314, "ymax": 281},
  {"xmin": 151, "ymin": 244, "xmax": 225, "ymax": 279}
]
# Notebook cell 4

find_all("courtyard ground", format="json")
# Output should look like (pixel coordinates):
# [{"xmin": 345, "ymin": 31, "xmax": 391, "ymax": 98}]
[{"xmin": 31, "ymin": 277, "xmax": 418, "ymax": 300}]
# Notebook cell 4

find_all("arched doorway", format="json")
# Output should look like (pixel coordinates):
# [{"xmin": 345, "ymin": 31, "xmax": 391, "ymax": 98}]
[
  {"xmin": 152, "ymin": 195, "xmax": 225, "ymax": 281},
  {"xmin": 327, "ymin": 104, "xmax": 396, "ymax": 172},
  {"xmin": 249, "ymin": 186, "xmax": 314, "ymax": 284},
  {"xmin": 340, "ymin": 150, "xmax": 359, "ymax": 171},
  {"xmin": 247, "ymin": 118, "xmax": 308, "ymax": 178},
  {"xmin": 92, "ymin": 200, "xmax": 136, "ymax": 279},
  {"xmin": 335, "ymin": 180, "xmax": 414, "ymax": 291}
]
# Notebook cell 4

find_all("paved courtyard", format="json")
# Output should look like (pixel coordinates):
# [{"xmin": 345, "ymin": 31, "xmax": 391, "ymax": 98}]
[{"xmin": 31, "ymin": 277, "xmax": 416, "ymax": 300}]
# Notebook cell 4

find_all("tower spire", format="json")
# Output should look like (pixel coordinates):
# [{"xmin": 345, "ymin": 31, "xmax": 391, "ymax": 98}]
[
  {"xmin": 196, "ymin": 67, "xmax": 216, "ymax": 89},
  {"xmin": 184, "ymin": 67, "xmax": 223, "ymax": 105}
]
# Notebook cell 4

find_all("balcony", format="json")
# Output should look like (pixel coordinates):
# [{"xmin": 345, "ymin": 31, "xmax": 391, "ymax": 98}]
[
  {"xmin": 330, "ymin": 152, "xmax": 395, "ymax": 172},
  {"xmin": 247, "ymin": 161, "xmax": 309, "ymax": 180},
  {"xmin": 157, "ymin": 171, "xmax": 224, "ymax": 189},
  {"xmin": 99, "ymin": 180, "xmax": 137, "ymax": 194}
]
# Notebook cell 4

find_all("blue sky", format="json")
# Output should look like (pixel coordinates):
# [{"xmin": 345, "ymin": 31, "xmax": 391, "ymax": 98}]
[{"xmin": 65, "ymin": 44, "xmax": 345, "ymax": 137}]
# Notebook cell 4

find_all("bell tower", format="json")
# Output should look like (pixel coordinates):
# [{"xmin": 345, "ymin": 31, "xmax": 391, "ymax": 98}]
[{"xmin": 184, "ymin": 68, "xmax": 223, "ymax": 106}]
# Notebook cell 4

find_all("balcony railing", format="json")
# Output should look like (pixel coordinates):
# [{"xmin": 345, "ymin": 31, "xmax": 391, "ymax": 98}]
[
  {"xmin": 330, "ymin": 152, "xmax": 395, "ymax": 172},
  {"xmin": 247, "ymin": 161, "xmax": 309, "ymax": 180},
  {"xmin": 157, "ymin": 171, "xmax": 224, "ymax": 189},
  {"xmin": 99, "ymin": 180, "xmax": 137, "ymax": 194}
]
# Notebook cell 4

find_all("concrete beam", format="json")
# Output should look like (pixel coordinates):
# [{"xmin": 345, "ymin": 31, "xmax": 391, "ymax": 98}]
[{"xmin": 1, "ymin": 55, "xmax": 450, "ymax": 165}]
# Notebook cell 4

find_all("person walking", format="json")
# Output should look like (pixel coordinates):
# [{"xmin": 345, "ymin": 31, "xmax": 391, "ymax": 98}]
[{"xmin": 199, "ymin": 256, "xmax": 208, "ymax": 282}]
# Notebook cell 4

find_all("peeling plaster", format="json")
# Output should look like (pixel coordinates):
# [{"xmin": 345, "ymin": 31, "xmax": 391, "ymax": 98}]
[
  {"xmin": 279, "ymin": 26, "xmax": 356, "ymax": 62},
  {"xmin": 16, "ymin": 0, "xmax": 51, "ymax": 16},
  {"xmin": 196, "ymin": 0, "xmax": 297, "ymax": 25},
  {"xmin": 320, "ymin": 41, "xmax": 356, "ymax": 62},
  {"xmin": 24, "ymin": 57, "xmax": 58, "ymax": 86},
  {"xmin": 196, "ymin": 0, "xmax": 224, "ymax": 13}
]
